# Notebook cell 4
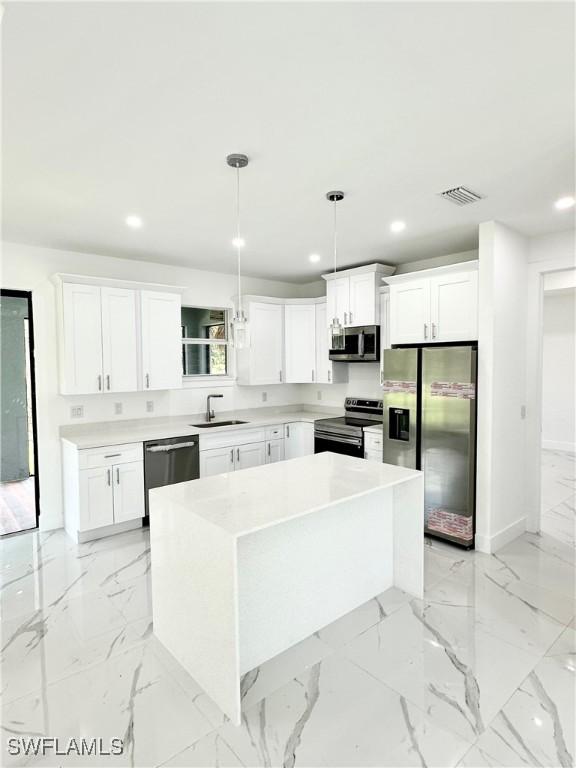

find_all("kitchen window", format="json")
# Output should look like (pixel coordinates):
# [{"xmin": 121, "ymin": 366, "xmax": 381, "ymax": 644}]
[{"xmin": 181, "ymin": 307, "xmax": 229, "ymax": 378}]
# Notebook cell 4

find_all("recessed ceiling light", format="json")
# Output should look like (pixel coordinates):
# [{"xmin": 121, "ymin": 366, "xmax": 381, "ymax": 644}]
[
  {"xmin": 555, "ymin": 196, "xmax": 575, "ymax": 210},
  {"xmin": 232, "ymin": 237, "xmax": 245, "ymax": 249},
  {"xmin": 309, "ymin": 253, "xmax": 321, "ymax": 263},
  {"xmin": 390, "ymin": 220, "xmax": 406, "ymax": 233},
  {"xmin": 125, "ymin": 215, "xmax": 143, "ymax": 229}
]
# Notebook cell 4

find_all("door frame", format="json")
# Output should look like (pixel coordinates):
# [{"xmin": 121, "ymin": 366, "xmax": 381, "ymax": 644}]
[
  {"xmin": 0, "ymin": 289, "xmax": 41, "ymax": 532},
  {"xmin": 524, "ymin": 257, "xmax": 576, "ymax": 534}
]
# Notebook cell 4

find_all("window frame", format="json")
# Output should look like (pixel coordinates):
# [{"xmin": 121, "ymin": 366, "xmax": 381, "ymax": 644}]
[{"xmin": 181, "ymin": 305, "xmax": 233, "ymax": 384}]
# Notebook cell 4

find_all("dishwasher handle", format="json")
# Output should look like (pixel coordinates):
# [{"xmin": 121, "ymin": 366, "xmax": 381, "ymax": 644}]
[{"xmin": 146, "ymin": 441, "xmax": 198, "ymax": 453}]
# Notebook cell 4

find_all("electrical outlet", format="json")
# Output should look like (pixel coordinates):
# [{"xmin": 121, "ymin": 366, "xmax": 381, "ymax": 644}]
[
  {"xmin": 262, "ymin": 391, "xmax": 268, "ymax": 402},
  {"xmin": 146, "ymin": 400, "xmax": 154, "ymax": 413},
  {"xmin": 317, "ymin": 390, "xmax": 322, "ymax": 401},
  {"xmin": 114, "ymin": 402, "xmax": 123, "ymax": 416},
  {"xmin": 70, "ymin": 405, "xmax": 84, "ymax": 419}
]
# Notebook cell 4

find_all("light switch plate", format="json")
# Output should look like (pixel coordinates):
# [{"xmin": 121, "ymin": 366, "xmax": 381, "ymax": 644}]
[
  {"xmin": 114, "ymin": 402, "xmax": 123, "ymax": 415},
  {"xmin": 317, "ymin": 390, "xmax": 322, "ymax": 401},
  {"xmin": 146, "ymin": 401, "xmax": 154, "ymax": 413},
  {"xmin": 70, "ymin": 405, "xmax": 84, "ymax": 419},
  {"xmin": 262, "ymin": 391, "xmax": 267, "ymax": 402}
]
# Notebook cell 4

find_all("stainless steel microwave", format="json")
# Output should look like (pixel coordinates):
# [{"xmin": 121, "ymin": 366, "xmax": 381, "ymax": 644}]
[{"xmin": 329, "ymin": 325, "xmax": 380, "ymax": 362}]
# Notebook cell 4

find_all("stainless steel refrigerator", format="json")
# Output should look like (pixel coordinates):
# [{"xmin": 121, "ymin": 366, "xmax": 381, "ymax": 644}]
[{"xmin": 382, "ymin": 345, "xmax": 477, "ymax": 549}]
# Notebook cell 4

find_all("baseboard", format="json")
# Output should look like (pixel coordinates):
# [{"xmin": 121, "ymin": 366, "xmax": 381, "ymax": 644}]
[
  {"xmin": 77, "ymin": 519, "xmax": 143, "ymax": 543},
  {"xmin": 542, "ymin": 440, "xmax": 576, "ymax": 453},
  {"xmin": 475, "ymin": 516, "xmax": 526, "ymax": 554}
]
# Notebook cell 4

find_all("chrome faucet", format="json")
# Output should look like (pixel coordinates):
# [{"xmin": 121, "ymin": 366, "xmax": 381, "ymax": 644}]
[{"xmin": 206, "ymin": 394, "xmax": 223, "ymax": 422}]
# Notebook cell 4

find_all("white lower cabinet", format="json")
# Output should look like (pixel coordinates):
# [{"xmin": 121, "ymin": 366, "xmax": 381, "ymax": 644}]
[
  {"xmin": 63, "ymin": 441, "xmax": 145, "ymax": 542},
  {"xmin": 236, "ymin": 442, "xmax": 267, "ymax": 471},
  {"xmin": 266, "ymin": 438, "xmax": 285, "ymax": 463},
  {"xmin": 364, "ymin": 431, "xmax": 383, "ymax": 463},
  {"xmin": 199, "ymin": 422, "xmax": 314, "ymax": 477},
  {"xmin": 284, "ymin": 422, "xmax": 314, "ymax": 459},
  {"xmin": 113, "ymin": 461, "xmax": 145, "ymax": 523},
  {"xmin": 79, "ymin": 467, "xmax": 114, "ymax": 530},
  {"xmin": 200, "ymin": 446, "xmax": 235, "ymax": 477}
]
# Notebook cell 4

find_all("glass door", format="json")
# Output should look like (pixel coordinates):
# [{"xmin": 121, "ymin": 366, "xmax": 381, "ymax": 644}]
[{"xmin": 0, "ymin": 290, "xmax": 39, "ymax": 535}]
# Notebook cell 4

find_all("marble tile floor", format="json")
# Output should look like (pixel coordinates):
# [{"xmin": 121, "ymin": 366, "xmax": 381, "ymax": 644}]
[
  {"xmin": 0, "ymin": 526, "xmax": 574, "ymax": 768},
  {"xmin": 541, "ymin": 449, "xmax": 575, "ymax": 547}
]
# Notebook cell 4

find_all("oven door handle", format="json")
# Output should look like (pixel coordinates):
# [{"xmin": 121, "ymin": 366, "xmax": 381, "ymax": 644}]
[{"xmin": 315, "ymin": 431, "xmax": 362, "ymax": 447}]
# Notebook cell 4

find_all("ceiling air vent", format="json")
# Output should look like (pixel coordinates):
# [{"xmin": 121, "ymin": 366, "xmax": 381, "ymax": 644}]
[{"xmin": 439, "ymin": 186, "xmax": 483, "ymax": 206}]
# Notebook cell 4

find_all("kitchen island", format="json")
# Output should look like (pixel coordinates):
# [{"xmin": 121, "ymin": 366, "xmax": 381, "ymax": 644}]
[{"xmin": 149, "ymin": 452, "xmax": 423, "ymax": 724}]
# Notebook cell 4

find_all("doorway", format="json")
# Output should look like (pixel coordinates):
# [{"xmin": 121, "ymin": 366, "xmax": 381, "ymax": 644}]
[
  {"xmin": 539, "ymin": 270, "xmax": 575, "ymax": 545},
  {"xmin": 0, "ymin": 290, "xmax": 40, "ymax": 535}
]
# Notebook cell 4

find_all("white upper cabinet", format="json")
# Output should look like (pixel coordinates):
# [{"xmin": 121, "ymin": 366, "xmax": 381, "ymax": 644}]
[
  {"xmin": 101, "ymin": 287, "xmax": 138, "ymax": 392},
  {"xmin": 315, "ymin": 302, "xmax": 348, "ymax": 384},
  {"xmin": 237, "ymin": 302, "xmax": 284, "ymax": 385},
  {"xmin": 315, "ymin": 302, "xmax": 331, "ymax": 384},
  {"xmin": 61, "ymin": 283, "xmax": 103, "ymax": 394},
  {"xmin": 140, "ymin": 290, "xmax": 182, "ymax": 391},
  {"xmin": 349, "ymin": 273, "xmax": 377, "ymax": 326},
  {"xmin": 387, "ymin": 264, "xmax": 479, "ymax": 345},
  {"xmin": 326, "ymin": 277, "xmax": 350, "ymax": 327},
  {"xmin": 285, "ymin": 304, "xmax": 316, "ymax": 383},
  {"xmin": 389, "ymin": 280, "xmax": 431, "ymax": 345},
  {"xmin": 57, "ymin": 277, "xmax": 183, "ymax": 395},
  {"xmin": 429, "ymin": 271, "xmax": 478, "ymax": 342},
  {"xmin": 324, "ymin": 264, "xmax": 394, "ymax": 328}
]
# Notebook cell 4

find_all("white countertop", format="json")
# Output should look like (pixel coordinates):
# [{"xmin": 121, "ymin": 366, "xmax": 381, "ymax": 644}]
[
  {"xmin": 60, "ymin": 405, "xmax": 341, "ymax": 449},
  {"xmin": 149, "ymin": 452, "xmax": 422, "ymax": 538},
  {"xmin": 364, "ymin": 424, "xmax": 383, "ymax": 435}
]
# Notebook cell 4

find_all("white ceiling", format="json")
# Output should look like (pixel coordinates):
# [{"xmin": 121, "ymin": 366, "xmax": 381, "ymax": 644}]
[{"xmin": 3, "ymin": 2, "xmax": 574, "ymax": 283}]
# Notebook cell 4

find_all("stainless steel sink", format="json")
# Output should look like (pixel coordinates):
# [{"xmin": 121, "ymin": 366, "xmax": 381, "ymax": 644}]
[{"xmin": 191, "ymin": 420, "xmax": 249, "ymax": 428}]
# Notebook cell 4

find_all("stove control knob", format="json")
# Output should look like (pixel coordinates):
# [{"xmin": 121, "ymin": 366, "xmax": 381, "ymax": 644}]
[{"xmin": 352, "ymin": 399, "xmax": 357, "ymax": 406}]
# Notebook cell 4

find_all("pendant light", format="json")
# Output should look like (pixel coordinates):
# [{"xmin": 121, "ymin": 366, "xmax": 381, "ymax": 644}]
[
  {"xmin": 227, "ymin": 153, "xmax": 250, "ymax": 349},
  {"xmin": 326, "ymin": 190, "xmax": 345, "ymax": 350}
]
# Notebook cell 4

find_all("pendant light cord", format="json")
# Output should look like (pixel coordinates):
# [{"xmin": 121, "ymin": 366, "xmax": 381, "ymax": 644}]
[
  {"xmin": 236, "ymin": 166, "xmax": 242, "ymax": 315},
  {"xmin": 333, "ymin": 199, "xmax": 338, "ymax": 275}
]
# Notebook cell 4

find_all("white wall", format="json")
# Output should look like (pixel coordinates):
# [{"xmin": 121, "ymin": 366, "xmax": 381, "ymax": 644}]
[
  {"xmin": 476, "ymin": 221, "xmax": 529, "ymax": 552},
  {"xmin": 0, "ymin": 241, "xmax": 319, "ymax": 530},
  {"xmin": 541, "ymin": 288, "xmax": 576, "ymax": 452},
  {"xmin": 528, "ymin": 229, "xmax": 575, "ymax": 264}
]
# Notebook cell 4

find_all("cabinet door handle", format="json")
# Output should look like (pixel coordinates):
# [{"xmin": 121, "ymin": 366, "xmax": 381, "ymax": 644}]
[
  {"xmin": 279, "ymin": 370, "xmax": 283, "ymax": 382},
  {"xmin": 344, "ymin": 311, "xmax": 348, "ymax": 325},
  {"xmin": 312, "ymin": 369, "xmax": 315, "ymax": 382},
  {"xmin": 236, "ymin": 447, "xmax": 240, "ymax": 462},
  {"xmin": 268, "ymin": 443, "xmax": 271, "ymax": 456},
  {"xmin": 98, "ymin": 375, "xmax": 102, "ymax": 391},
  {"xmin": 328, "ymin": 370, "xmax": 331, "ymax": 383},
  {"xmin": 286, "ymin": 425, "xmax": 290, "ymax": 438},
  {"xmin": 424, "ymin": 324, "xmax": 428, "ymax": 339},
  {"xmin": 106, "ymin": 374, "xmax": 111, "ymax": 391},
  {"xmin": 116, "ymin": 468, "xmax": 120, "ymax": 485},
  {"xmin": 349, "ymin": 311, "xmax": 353, "ymax": 323},
  {"xmin": 432, "ymin": 323, "xmax": 437, "ymax": 339},
  {"xmin": 230, "ymin": 449, "xmax": 234, "ymax": 465},
  {"xmin": 107, "ymin": 469, "xmax": 111, "ymax": 486},
  {"xmin": 145, "ymin": 373, "xmax": 150, "ymax": 388}
]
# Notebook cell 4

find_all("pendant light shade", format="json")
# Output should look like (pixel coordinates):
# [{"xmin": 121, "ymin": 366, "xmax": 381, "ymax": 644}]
[
  {"xmin": 227, "ymin": 153, "xmax": 250, "ymax": 349},
  {"xmin": 327, "ymin": 191, "xmax": 345, "ymax": 351}
]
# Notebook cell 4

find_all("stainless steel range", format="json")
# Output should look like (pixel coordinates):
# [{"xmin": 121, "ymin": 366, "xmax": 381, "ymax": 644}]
[{"xmin": 314, "ymin": 398, "xmax": 383, "ymax": 458}]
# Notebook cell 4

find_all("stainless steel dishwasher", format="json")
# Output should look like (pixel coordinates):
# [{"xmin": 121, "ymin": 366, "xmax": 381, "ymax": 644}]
[{"xmin": 143, "ymin": 435, "xmax": 200, "ymax": 518}]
